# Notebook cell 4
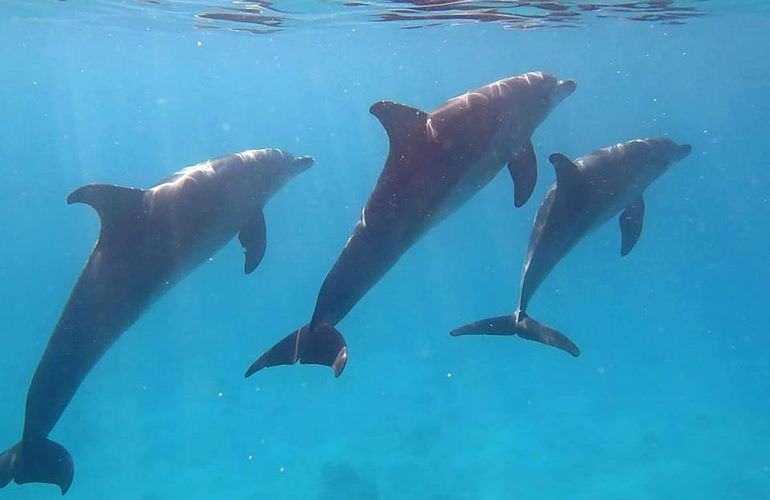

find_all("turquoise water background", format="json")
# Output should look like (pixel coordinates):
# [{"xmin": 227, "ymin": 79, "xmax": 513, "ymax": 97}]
[{"xmin": 1, "ymin": 2, "xmax": 769, "ymax": 498}]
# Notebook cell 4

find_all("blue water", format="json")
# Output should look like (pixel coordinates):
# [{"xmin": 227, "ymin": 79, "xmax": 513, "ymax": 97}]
[{"xmin": 1, "ymin": 2, "xmax": 769, "ymax": 498}]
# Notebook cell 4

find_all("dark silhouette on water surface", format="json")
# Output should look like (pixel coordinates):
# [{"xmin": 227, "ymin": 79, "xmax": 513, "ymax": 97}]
[{"xmin": 191, "ymin": 0, "xmax": 705, "ymax": 34}]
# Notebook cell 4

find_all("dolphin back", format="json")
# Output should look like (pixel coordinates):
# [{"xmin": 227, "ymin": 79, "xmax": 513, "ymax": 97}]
[{"xmin": 0, "ymin": 439, "xmax": 73, "ymax": 494}]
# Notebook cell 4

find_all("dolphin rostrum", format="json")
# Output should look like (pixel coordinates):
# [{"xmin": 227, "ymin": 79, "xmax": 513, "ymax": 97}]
[
  {"xmin": 245, "ymin": 71, "xmax": 576, "ymax": 379},
  {"xmin": 0, "ymin": 148, "xmax": 313, "ymax": 494},
  {"xmin": 451, "ymin": 138, "xmax": 692, "ymax": 355}
]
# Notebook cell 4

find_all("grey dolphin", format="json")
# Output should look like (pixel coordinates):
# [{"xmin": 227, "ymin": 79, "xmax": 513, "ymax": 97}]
[
  {"xmin": 0, "ymin": 148, "xmax": 313, "ymax": 494},
  {"xmin": 451, "ymin": 138, "xmax": 692, "ymax": 355},
  {"xmin": 245, "ymin": 71, "xmax": 576, "ymax": 378}
]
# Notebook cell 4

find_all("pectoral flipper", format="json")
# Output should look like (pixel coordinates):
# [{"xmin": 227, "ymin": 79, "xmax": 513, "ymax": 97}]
[
  {"xmin": 239, "ymin": 212, "xmax": 267, "ymax": 274},
  {"xmin": 619, "ymin": 197, "xmax": 645, "ymax": 257}
]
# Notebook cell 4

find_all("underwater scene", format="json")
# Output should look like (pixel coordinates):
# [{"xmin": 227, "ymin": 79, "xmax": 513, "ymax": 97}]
[{"xmin": 1, "ymin": 1, "xmax": 769, "ymax": 498}]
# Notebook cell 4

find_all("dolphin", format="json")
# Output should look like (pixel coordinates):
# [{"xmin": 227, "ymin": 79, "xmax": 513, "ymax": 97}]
[
  {"xmin": 451, "ymin": 138, "xmax": 692, "ymax": 355},
  {"xmin": 245, "ymin": 71, "xmax": 576, "ymax": 379},
  {"xmin": 0, "ymin": 148, "xmax": 313, "ymax": 494}
]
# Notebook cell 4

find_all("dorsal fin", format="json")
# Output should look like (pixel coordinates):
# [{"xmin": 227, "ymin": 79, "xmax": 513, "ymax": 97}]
[
  {"xmin": 369, "ymin": 101, "xmax": 427, "ymax": 148},
  {"xmin": 548, "ymin": 153, "xmax": 581, "ymax": 189},
  {"xmin": 67, "ymin": 184, "xmax": 147, "ymax": 234}
]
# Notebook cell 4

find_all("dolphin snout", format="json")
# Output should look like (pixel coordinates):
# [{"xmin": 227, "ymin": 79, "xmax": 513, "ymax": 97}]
[
  {"xmin": 293, "ymin": 155, "xmax": 315, "ymax": 171},
  {"xmin": 551, "ymin": 79, "xmax": 576, "ymax": 105},
  {"xmin": 676, "ymin": 144, "xmax": 692, "ymax": 161}
]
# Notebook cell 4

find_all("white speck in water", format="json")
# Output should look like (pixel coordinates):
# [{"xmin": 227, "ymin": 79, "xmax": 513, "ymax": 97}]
[
  {"xmin": 446, "ymin": 372, "xmax": 453, "ymax": 378},
  {"xmin": 196, "ymin": 41, "xmax": 203, "ymax": 47},
  {"xmin": 221, "ymin": 122, "xmax": 231, "ymax": 132},
  {"xmin": 32, "ymin": 81, "xmax": 38, "ymax": 86},
  {"xmin": 218, "ymin": 392, "xmax": 223, "ymax": 397},
  {"xmin": 255, "ymin": 386, "xmax": 261, "ymax": 392},
  {"xmin": 259, "ymin": 439, "xmax": 265, "ymax": 445},
  {"xmin": 279, "ymin": 466, "xmax": 285, "ymax": 473},
  {"xmin": 208, "ymin": 257, "xmax": 214, "ymax": 262},
  {"xmin": 703, "ymin": 130, "xmax": 709, "ymax": 135},
  {"xmin": 248, "ymin": 455, "xmax": 253, "ymax": 460}
]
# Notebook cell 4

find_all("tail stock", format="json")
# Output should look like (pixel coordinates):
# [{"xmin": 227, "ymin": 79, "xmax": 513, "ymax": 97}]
[
  {"xmin": 450, "ymin": 311, "xmax": 580, "ymax": 357},
  {"xmin": 0, "ymin": 438, "xmax": 74, "ymax": 494},
  {"xmin": 245, "ymin": 323, "xmax": 348, "ymax": 378}
]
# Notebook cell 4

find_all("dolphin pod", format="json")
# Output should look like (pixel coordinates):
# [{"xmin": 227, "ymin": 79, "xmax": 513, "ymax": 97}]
[
  {"xmin": 1, "ymin": 71, "xmax": 696, "ymax": 494},
  {"xmin": 450, "ymin": 138, "xmax": 692, "ymax": 353},
  {"xmin": 245, "ymin": 71, "xmax": 576, "ymax": 378},
  {"xmin": 0, "ymin": 149, "xmax": 313, "ymax": 494}
]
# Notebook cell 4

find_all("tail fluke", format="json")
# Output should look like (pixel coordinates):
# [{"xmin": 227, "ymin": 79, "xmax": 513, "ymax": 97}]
[
  {"xmin": 0, "ymin": 439, "xmax": 74, "ymax": 494},
  {"xmin": 450, "ymin": 311, "xmax": 580, "ymax": 357},
  {"xmin": 245, "ymin": 323, "xmax": 348, "ymax": 378}
]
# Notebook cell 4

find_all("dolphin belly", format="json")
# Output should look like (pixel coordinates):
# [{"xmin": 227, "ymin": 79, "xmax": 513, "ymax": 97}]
[
  {"xmin": 24, "ymin": 248, "xmax": 163, "ymax": 441},
  {"xmin": 519, "ymin": 216, "xmax": 591, "ymax": 311},
  {"xmin": 312, "ymin": 216, "xmax": 414, "ymax": 327}
]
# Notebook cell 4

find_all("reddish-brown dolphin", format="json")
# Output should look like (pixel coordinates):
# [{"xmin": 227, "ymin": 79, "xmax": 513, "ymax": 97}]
[{"xmin": 246, "ymin": 71, "xmax": 576, "ymax": 379}]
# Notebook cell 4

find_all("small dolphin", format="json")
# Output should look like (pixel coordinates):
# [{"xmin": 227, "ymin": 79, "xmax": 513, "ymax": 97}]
[
  {"xmin": 0, "ymin": 149, "xmax": 313, "ymax": 494},
  {"xmin": 246, "ymin": 71, "xmax": 576, "ymax": 378},
  {"xmin": 451, "ymin": 138, "xmax": 692, "ymax": 355}
]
